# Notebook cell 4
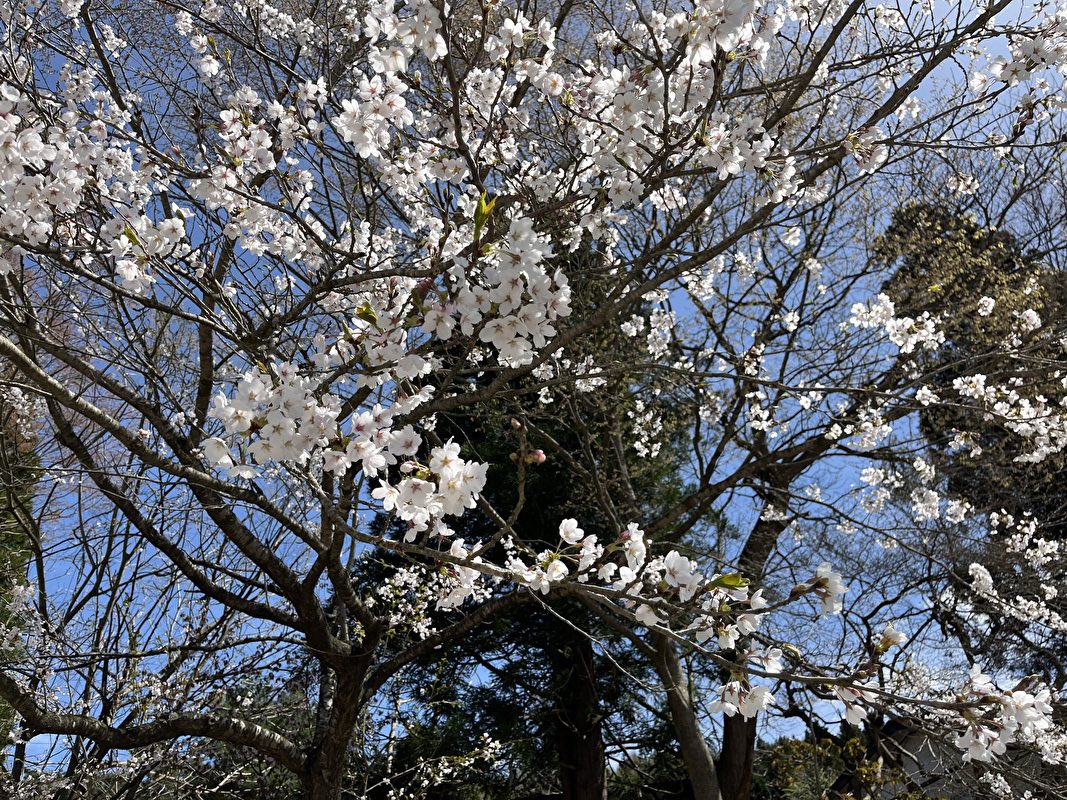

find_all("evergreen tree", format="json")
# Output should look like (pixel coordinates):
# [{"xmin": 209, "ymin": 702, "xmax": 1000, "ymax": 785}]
[
  {"xmin": 356, "ymin": 240, "xmax": 700, "ymax": 799},
  {"xmin": 0, "ymin": 387, "xmax": 37, "ymax": 747},
  {"xmin": 878, "ymin": 203, "xmax": 1067, "ymax": 683}
]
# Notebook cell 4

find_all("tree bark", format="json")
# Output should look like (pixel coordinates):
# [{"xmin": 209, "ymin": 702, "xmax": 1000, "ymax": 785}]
[
  {"xmin": 552, "ymin": 631, "xmax": 608, "ymax": 800},
  {"xmin": 304, "ymin": 670, "xmax": 362, "ymax": 800},
  {"xmin": 304, "ymin": 633, "xmax": 382, "ymax": 800},
  {"xmin": 718, "ymin": 714, "xmax": 757, "ymax": 800},
  {"xmin": 714, "ymin": 497, "xmax": 793, "ymax": 800},
  {"xmin": 652, "ymin": 634, "xmax": 721, "ymax": 800}
]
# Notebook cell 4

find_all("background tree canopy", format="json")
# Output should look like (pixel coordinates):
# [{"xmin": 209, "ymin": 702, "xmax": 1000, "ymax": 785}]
[{"xmin": 1, "ymin": 0, "xmax": 1067, "ymax": 798}]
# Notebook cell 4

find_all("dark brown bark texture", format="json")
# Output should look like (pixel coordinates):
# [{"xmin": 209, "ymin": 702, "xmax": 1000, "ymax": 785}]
[{"xmin": 552, "ymin": 632, "xmax": 608, "ymax": 800}]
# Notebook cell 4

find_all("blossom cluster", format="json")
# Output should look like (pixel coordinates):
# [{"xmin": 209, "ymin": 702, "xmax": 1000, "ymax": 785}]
[
  {"xmin": 3, "ymin": 0, "xmax": 1067, "ymax": 787},
  {"xmin": 955, "ymin": 666, "xmax": 1057, "ymax": 763}
]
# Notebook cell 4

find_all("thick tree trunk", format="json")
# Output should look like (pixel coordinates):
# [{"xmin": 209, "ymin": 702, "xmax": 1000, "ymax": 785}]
[
  {"xmin": 304, "ymin": 654, "xmax": 376, "ymax": 800},
  {"xmin": 652, "ymin": 634, "xmax": 721, "ymax": 800},
  {"xmin": 552, "ymin": 632, "xmax": 608, "ymax": 800},
  {"xmin": 304, "ymin": 695, "xmax": 357, "ymax": 800},
  {"xmin": 714, "ymin": 498, "xmax": 792, "ymax": 800},
  {"xmin": 718, "ymin": 714, "xmax": 757, "ymax": 800},
  {"xmin": 305, "ymin": 761, "xmax": 345, "ymax": 800}
]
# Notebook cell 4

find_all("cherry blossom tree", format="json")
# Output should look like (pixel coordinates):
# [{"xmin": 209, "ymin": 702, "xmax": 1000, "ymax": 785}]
[{"xmin": 0, "ymin": 0, "xmax": 1066, "ymax": 796}]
